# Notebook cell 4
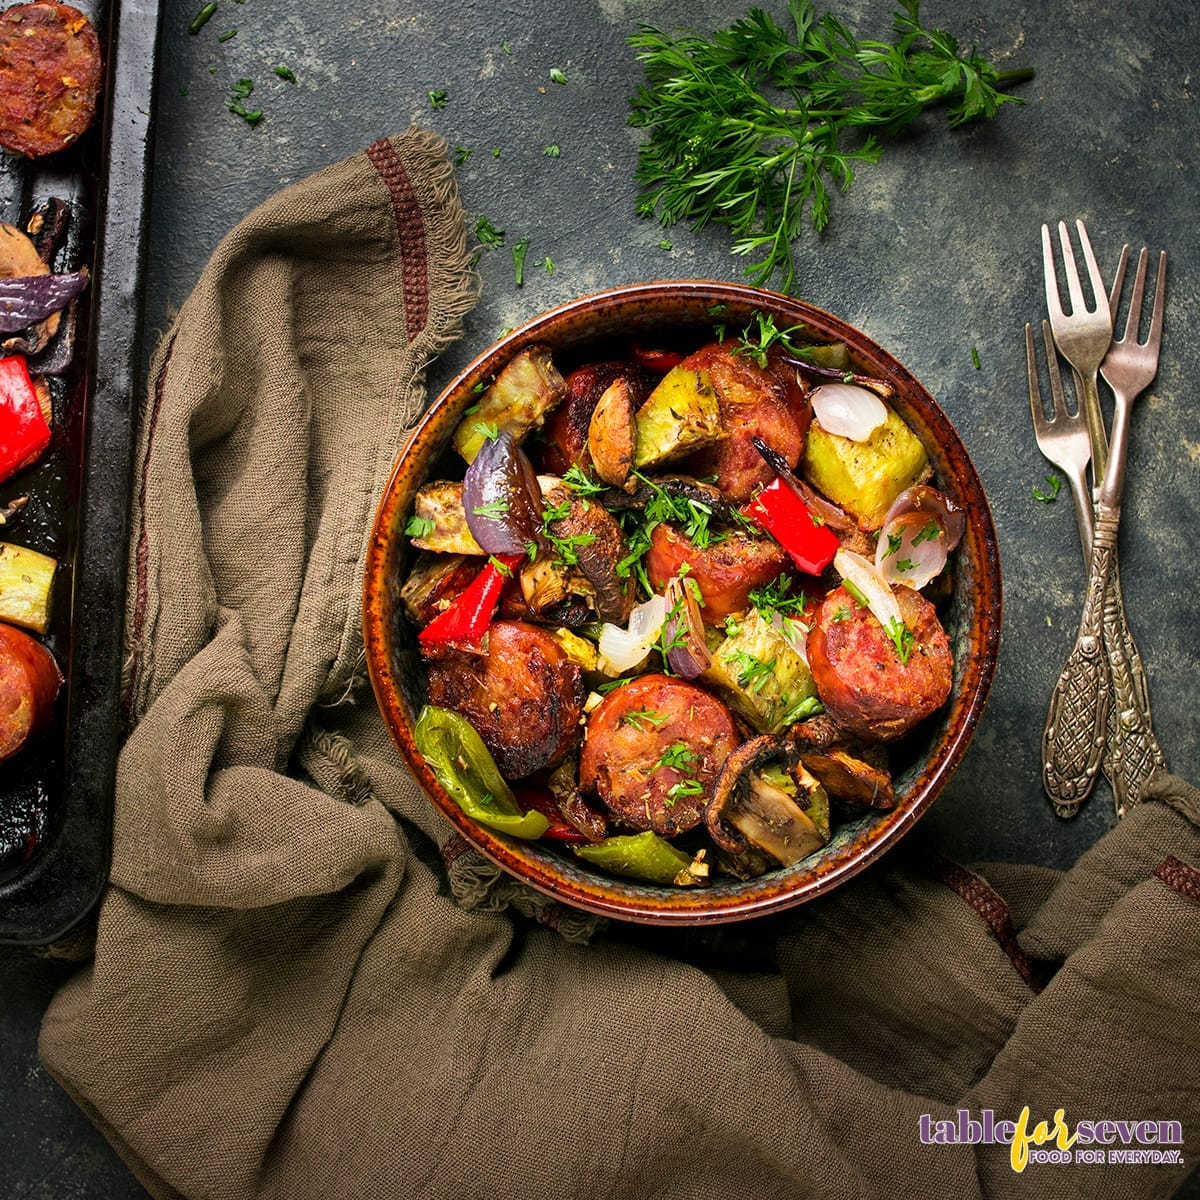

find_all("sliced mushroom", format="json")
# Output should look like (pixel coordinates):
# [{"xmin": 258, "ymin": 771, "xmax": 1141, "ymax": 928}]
[
  {"xmin": 705, "ymin": 734, "xmax": 782, "ymax": 855},
  {"xmin": 800, "ymin": 748, "xmax": 895, "ymax": 810},
  {"xmin": 544, "ymin": 487, "xmax": 634, "ymax": 625},
  {"xmin": 728, "ymin": 770, "xmax": 827, "ymax": 866},
  {"xmin": 588, "ymin": 376, "xmax": 638, "ymax": 491}
]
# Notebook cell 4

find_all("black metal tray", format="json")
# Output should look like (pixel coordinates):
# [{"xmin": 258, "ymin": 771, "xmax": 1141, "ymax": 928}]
[{"xmin": 0, "ymin": 0, "xmax": 161, "ymax": 943}]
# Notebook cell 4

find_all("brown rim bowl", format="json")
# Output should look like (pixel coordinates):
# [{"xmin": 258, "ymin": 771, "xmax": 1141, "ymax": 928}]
[{"xmin": 363, "ymin": 281, "xmax": 1002, "ymax": 925}]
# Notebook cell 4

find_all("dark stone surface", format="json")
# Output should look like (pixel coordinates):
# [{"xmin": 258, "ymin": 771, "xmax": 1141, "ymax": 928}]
[{"xmin": 2, "ymin": 0, "xmax": 1197, "ymax": 1194}]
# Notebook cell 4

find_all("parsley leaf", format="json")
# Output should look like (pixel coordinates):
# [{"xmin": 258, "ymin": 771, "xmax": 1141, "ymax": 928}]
[{"xmin": 1032, "ymin": 474, "xmax": 1061, "ymax": 503}]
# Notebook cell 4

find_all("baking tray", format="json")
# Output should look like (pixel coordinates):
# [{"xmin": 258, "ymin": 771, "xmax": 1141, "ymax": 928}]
[{"xmin": 0, "ymin": 0, "xmax": 161, "ymax": 943}]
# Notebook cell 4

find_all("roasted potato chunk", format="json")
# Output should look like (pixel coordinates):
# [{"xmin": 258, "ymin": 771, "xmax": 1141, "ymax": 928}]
[
  {"xmin": 409, "ymin": 482, "xmax": 484, "ymax": 555},
  {"xmin": 633, "ymin": 364, "xmax": 723, "ymax": 469},
  {"xmin": 801, "ymin": 405, "xmax": 929, "ymax": 530},
  {"xmin": 587, "ymin": 376, "xmax": 637, "ymax": 490}
]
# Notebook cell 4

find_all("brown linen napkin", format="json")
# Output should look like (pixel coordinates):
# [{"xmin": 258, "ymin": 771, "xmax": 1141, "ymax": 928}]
[{"xmin": 37, "ymin": 131, "xmax": 1200, "ymax": 1199}]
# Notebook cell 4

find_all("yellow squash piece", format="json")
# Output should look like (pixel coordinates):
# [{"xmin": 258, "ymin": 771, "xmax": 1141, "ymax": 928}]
[
  {"xmin": 454, "ymin": 344, "xmax": 566, "ymax": 463},
  {"xmin": 0, "ymin": 542, "xmax": 56, "ymax": 635},
  {"xmin": 633, "ymin": 364, "xmax": 722, "ymax": 469},
  {"xmin": 802, "ymin": 405, "xmax": 929, "ymax": 530}
]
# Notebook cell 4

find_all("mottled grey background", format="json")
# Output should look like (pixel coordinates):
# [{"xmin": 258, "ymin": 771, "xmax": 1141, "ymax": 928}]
[{"xmin": 2, "ymin": 0, "xmax": 1198, "ymax": 1194}]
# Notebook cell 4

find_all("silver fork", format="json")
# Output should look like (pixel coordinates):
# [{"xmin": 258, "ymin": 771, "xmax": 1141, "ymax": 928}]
[
  {"xmin": 1028, "ymin": 322, "xmax": 1110, "ymax": 815},
  {"xmin": 1042, "ymin": 248, "xmax": 1168, "ymax": 816},
  {"xmin": 1095, "ymin": 246, "xmax": 1169, "ymax": 813},
  {"xmin": 1041, "ymin": 220, "xmax": 1113, "ymax": 484}
]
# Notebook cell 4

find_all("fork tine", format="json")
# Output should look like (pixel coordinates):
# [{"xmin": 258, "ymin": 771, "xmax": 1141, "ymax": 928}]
[
  {"xmin": 1041, "ymin": 319, "xmax": 1069, "ymax": 416},
  {"xmin": 1025, "ymin": 323, "xmax": 1046, "ymax": 430},
  {"xmin": 1145, "ymin": 250, "xmax": 1167, "ymax": 354},
  {"xmin": 1108, "ymin": 244, "xmax": 1130, "ymax": 325},
  {"xmin": 1074, "ymin": 220, "xmax": 1109, "ymax": 320},
  {"xmin": 1119, "ymin": 247, "xmax": 1149, "ymax": 346},
  {"xmin": 1041, "ymin": 224, "xmax": 1066, "ymax": 321},
  {"xmin": 1057, "ymin": 221, "xmax": 1087, "ymax": 315}
]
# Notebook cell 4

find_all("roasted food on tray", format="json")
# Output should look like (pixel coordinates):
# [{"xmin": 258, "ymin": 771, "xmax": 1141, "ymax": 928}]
[
  {"xmin": 403, "ymin": 319, "xmax": 964, "ymax": 887},
  {"xmin": 0, "ymin": 2, "xmax": 102, "ymax": 159}
]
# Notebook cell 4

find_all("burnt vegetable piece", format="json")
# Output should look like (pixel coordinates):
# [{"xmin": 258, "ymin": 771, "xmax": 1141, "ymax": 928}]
[
  {"xmin": 542, "ymin": 485, "xmax": 634, "ymax": 624},
  {"xmin": 0, "ymin": 267, "xmax": 87, "ymax": 333},
  {"xmin": 454, "ymin": 344, "xmax": 566, "ymax": 463},
  {"xmin": 399, "ymin": 552, "xmax": 478, "ymax": 626}
]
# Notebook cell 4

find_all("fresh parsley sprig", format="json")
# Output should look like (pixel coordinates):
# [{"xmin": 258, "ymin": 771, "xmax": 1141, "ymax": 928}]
[{"xmin": 627, "ymin": 0, "xmax": 1032, "ymax": 292}]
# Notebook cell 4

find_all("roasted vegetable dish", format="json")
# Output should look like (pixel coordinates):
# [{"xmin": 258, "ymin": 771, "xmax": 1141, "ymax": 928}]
[{"xmin": 403, "ymin": 316, "xmax": 965, "ymax": 887}]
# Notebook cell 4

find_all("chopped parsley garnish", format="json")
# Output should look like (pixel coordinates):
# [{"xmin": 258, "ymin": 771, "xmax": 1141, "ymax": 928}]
[
  {"xmin": 842, "ymin": 579, "xmax": 869, "ymax": 607},
  {"xmin": 217, "ymin": 28, "xmax": 237, "ymax": 43},
  {"xmin": 728, "ymin": 650, "xmax": 776, "ymax": 694},
  {"xmin": 911, "ymin": 519, "xmax": 942, "ymax": 546},
  {"xmin": 544, "ymin": 144, "xmax": 561, "ymax": 157},
  {"xmin": 776, "ymin": 694, "xmax": 824, "ymax": 725},
  {"xmin": 597, "ymin": 677, "xmax": 635, "ymax": 693},
  {"xmin": 832, "ymin": 606, "xmax": 852, "ymax": 622},
  {"xmin": 512, "ymin": 236, "xmax": 531, "ymax": 287},
  {"xmin": 895, "ymin": 557, "xmax": 917, "ymax": 573},
  {"xmin": 428, "ymin": 89, "xmax": 448, "ymax": 108},
  {"xmin": 971, "ymin": 346, "xmax": 982, "ymax": 370},
  {"xmin": 622, "ymin": 708, "xmax": 668, "ymax": 732},
  {"xmin": 404, "ymin": 515, "xmax": 435, "ymax": 538},
  {"xmin": 544, "ymin": 256, "xmax": 556, "ymax": 275},
  {"xmin": 455, "ymin": 145, "xmax": 473, "ymax": 165},
  {"xmin": 475, "ymin": 216, "xmax": 506, "ymax": 248},
  {"xmin": 1033, "ymin": 474, "xmax": 1061, "ymax": 503},
  {"xmin": 886, "ymin": 617, "xmax": 915, "ymax": 665},
  {"xmin": 732, "ymin": 311, "xmax": 810, "ymax": 367},
  {"xmin": 749, "ymin": 573, "xmax": 809, "ymax": 620},
  {"xmin": 540, "ymin": 497, "xmax": 597, "ymax": 567},
  {"xmin": 562, "ymin": 464, "xmax": 606, "ymax": 496},
  {"xmin": 658, "ymin": 239, "xmax": 673, "ymax": 250},
  {"xmin": 656, "ymin": 741, "xmax": 700, "ymax": 771},
  {"xmin": 883, "ymin": 532, "xmax": 903, "ymax": 558},
  {"xmin": 226, "ymin": 78, "xmax": 263, "ymax": 125},
  {"xmin": 274, "ymin": 65, "xmax": 297, "ymax": 83},
  {"xmin": 549, "ymin": 67, "xmax": 568, "ymax": 84},
  {"xmin": 188, "ymin": 2, "xmax": 217, "ymax": 34},
  {"xmin": 473, "ymin": 421, "xmax": 500, "ymax": 443},
  {"xmin": 471, "ymin": 500, "xmax": 510, "ymax": 519},
  {"xmin": 487, "ymin": 555, "xmax": 515, "ymax": 577},
  {"xmin": 667, "ymin": 778, "xmax": 705, "ymax": 800}
]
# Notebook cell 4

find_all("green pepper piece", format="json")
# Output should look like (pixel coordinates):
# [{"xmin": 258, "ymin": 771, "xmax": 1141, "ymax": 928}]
[
  {"xmin": 413, "ymin": 706, "xmax": 549, "ymax": 840},
  {"xmin": 573, "ymin": 831, "xmax": 691, "ymax": 886}
]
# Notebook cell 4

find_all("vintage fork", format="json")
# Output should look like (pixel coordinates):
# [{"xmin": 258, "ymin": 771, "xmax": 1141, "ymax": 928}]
[
  {"xmin": 1042, "ymin": 248, "xmax": 1168, "ymax": 817},
  {"xmin": 1028, "ymin": 322, "xmax": 1109, "ymax": 814},
  {"xmin": 1041, "ymin": 219, "xmax": 1112, "ymax": 485},
  {"xmin": 1095, "ymin": 246, "xmax": 1169, "ymax": 813}
]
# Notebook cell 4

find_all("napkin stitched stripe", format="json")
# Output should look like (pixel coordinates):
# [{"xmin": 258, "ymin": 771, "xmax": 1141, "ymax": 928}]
[
  {"xmin": 123, "ymin": 335, "xmax": 175, "ymax": 723},
  {"xmin": 926, "ymin": 852, "xmax": 1042, "ymax": 992},
  {"xmin": 1154, "ymin": 855, "xmax": 1200, "ymax": 904},
  {"xmin": 366, "ymin": 137, "xmax": 428, "ymax": 342}
]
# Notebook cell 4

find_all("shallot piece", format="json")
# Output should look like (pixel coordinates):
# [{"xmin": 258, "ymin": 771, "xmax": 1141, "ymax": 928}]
[
  {"xmin": 810, "ymin": 383, "xmax": 887, "ymax": 442},
  {"xmin": 833, "ymin": 548, "xmax": 904, "ymax": 638},
  {"xmin": 598, "ymin": 593, "xmax": 668, "ymax": 675},
  {"xmin": 881, "ymin": 485, "xmax": 965, "ymax": 550},
  {"xmin": 875, "ymin": 511, "xmax": 948, "ymax": 589}
]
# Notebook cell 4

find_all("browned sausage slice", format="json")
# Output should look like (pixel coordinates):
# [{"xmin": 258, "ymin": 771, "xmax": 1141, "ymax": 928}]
[
  {"xmin": 579, "ymin": 673, "xmax": 738, "ymax": 837},
  {"xmin": 0, "ymin": 3, "xmax": 102, "ymax": 158},
  {"xmin": 425, "ymin": 621, "xmax": 584, "ymax": 779},
  {"xmin": 0, "ymin": 622, "xmax": 61, "ymax": 759},
  {"xmin": 806, "ymin": 584, "xmax": 952, "ymax": 741}
]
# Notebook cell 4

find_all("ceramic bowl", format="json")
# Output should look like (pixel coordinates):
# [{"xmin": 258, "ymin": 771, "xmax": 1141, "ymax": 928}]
[{"xmin": 363, "ymin": 281, "xmax": 1002, "ymax": 925}]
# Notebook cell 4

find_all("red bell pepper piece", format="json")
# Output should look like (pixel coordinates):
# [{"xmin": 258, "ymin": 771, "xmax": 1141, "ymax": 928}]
[
  {"xmin": 417, "ymin": 552, "xmax": 523, "ymax": 652},
  {"xmin": 631, "ymin": 343, "xmax": 684, "ymax": 373},
  {"xmin": 511, "ymin": 787, "xmax": 589, "ymax": 843},
  {"xmin": 0, "ymin": 356, "xmax": 49, "ymax": 484},
  {"xmin": 741, "ymin": 477, "xmax": 840, "ymax": 576}
]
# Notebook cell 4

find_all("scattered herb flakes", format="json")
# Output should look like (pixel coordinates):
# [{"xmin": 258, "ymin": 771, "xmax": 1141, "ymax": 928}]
[
  {"xmin": 492, "ymin": 147, "xmax": 501, "ymax": 158},
  {"xmin": 971, "ymin": 345, "xmax": 982, "ymax": 370},
  {"xmin": 455, "ymin": 145, "xmax": 472, "ymax": 164},
  {"xmin": 189, "ymin": 1, "xmax": 217, "ymax": 34},
  {"xmin": 549, "ymin": 67, "xmax": 568, "ymax": 85},
  {"xmin": 544, "ymin": 256, "xmax": 556, "ymax": 275},
  {"xmin": 226, "ymin": 77, "xmax": 263, "ymax": 125},
  {"xmin": 886, "ymin": 617, "xmax": 915, "ymax": 665},
  {"xmin": 502, "ymin": 41, "xmax": 512, "ymax": 54},
  {"xmin": 658, "ymin": 239, "xmax": 672, "ymax": 250},
  {"xmin": 217, "ymin": 28, "xmax": 237, "ymax": 42},
  {"xmin": 208, "ymin": 64, "xmax": 217, "ymax": 74},
  {"xmin": 428, "ymin": 89, "xmax": 448, "ymax": 109},
  {"xmin": 512, "ymin": 236, "xmax": 531, "ymax": 287},
  {"xmin": 274, "ymin": 65, "xmax": 297, "ymax": 83},
  {"xmin": 543, "ymin": 144, "xmax": 561, "ymax": 157},
  {"xmin": 1032, "ymin": 474, "xmax": 1061, "ymax": 503},
  {"xmin": 475, "ymin": 216, "xmax": 506, "ymax": 248},
  {"xmin": 404, "ymin": 515, "xmax": 435, "ymax": 538}
]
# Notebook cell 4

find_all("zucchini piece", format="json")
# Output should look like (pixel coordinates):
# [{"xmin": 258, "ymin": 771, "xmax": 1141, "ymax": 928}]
[
  {"xmin": 454, "ymin": 345, "xmax": 566, "ymax": 463},
  {"xmin": 633, "ymin": 364, "xmax": 723, "ymax": 469},
  {"xmin": 409, "ymin": 482, "xmax": 485, "ymax": 555},
  {"xmin": 702, "ymin": 607, "xmax": 818, "ymax": 734},
  {"xmin": 802, "ymin": 405, "xmax": 930, "ymax": 530},
  {"xmin": 0, "ymin": 542, "xmax": 56, "ymax": 635}
]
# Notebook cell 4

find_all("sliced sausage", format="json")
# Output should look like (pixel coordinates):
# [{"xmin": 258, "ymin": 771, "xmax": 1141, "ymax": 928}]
[
  {"xmin": 0, "ymin": 622, "xmax": 61, "ymax": 759},
  {"xmin": 579, "ymin": 673, "xmax": 738, "ymax": 837},
  {"xmin": 806, "ymin": 584, "xmax": 952, "ymax": 741},
  {"xmin": 425, "ymin": 620, "xmax": 584, "ymax": 779},
  {"xmin": 0, "ymin": 3, "xmax": 102, "ymax": 158},
  {"xmin": 646, "ymin": 522, "xmax": 787, "ymax": 622}
]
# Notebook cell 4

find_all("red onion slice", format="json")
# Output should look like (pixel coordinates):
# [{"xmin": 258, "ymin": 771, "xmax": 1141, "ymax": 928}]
[
  {"xmin": 875, "ymin": 510, "xmax": 949, "ymax": 590},
  {"xmin": 664, "ymin": 575, "xmax": 711, "ymax": 680},
  {"xmin": 881, "ymin": 484, "xmax": 965, "ymax": 551},
  {"xmin": 462, "ymin": 430, "xmax": 543, "ymax": 555},
  {"xmin": 810, "ymin": 383, "xmax": 888, "ymax": 442}
]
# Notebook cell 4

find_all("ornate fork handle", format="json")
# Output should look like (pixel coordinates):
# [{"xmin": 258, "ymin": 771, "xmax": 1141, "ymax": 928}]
[
  {"xmin": 1101, "ymin": 564, "xmax": 1166, "ymax": 815},
  {"xmin": 1042, "ymin": 509, "xmax": 1118, "ymax": 817}
]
